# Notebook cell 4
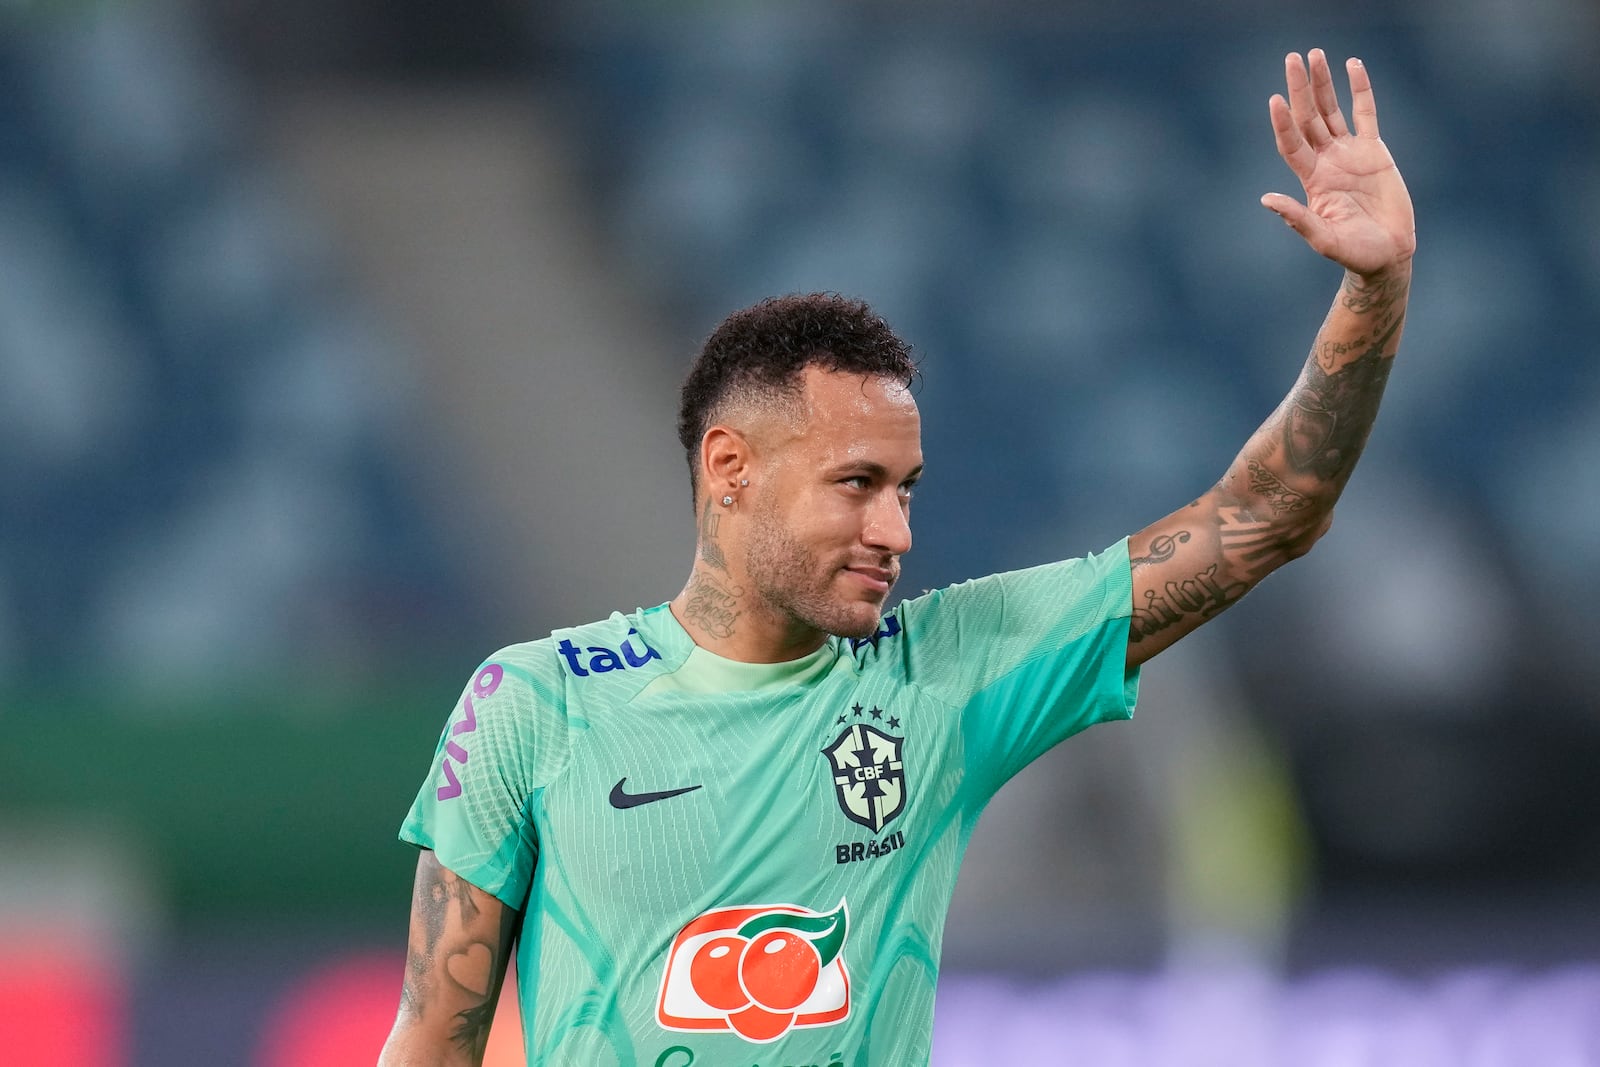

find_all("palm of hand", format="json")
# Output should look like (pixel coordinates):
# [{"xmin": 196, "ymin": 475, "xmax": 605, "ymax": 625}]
[
  {"xmin": 1265, "ymin": 51, "xmax": 1416, "ymax": 277},
  {"xmin": 1299, "ymin": 138, "xmax": 1415, "ymax": 275}
]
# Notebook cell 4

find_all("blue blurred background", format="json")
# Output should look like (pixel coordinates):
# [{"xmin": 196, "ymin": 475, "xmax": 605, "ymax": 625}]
[{"xmin": 2, "ymin": 0, "xmax": 1598, "ymax": 1063}]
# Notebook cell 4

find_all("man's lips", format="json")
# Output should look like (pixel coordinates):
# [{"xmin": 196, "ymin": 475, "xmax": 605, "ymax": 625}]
[{"xmin": 844, "ymin": 565, "xmax": 896, "ymax": 593}]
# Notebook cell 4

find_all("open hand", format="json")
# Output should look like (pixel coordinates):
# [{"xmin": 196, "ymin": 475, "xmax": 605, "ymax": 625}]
[{"xmin": 1262, "ymin": 49, "xmax": 1416, "ymax": 277}]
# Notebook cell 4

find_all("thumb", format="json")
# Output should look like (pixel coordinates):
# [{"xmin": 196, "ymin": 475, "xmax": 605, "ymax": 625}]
[{"xmin": 1260, "ymin": 193, "xmax": 1335, "ymax": 257}]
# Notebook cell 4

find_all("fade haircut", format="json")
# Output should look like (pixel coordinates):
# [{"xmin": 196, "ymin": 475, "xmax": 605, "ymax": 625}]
[{"xmin": 677, "ymin": 293, "xmax": 919, "ymax": 500}]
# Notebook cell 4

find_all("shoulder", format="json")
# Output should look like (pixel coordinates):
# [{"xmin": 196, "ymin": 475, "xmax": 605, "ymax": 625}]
[
  {"xmin": 547, "ymin": 607, "xmax": 683, "ymax": 693},
  {"xmin": 469, "ymin": 636, "xmax": 564, "ymax": 703},
  {"xmin": 900, "ymin": 542, "xmax": 1133, "ymax": 631},
  {"xmin": 851, "ymin": 543, "xmax": 1133, "ymax": 685},
  {"xmin": 472, "ymin": 607, "xmax": 676, "ymax": 687},
  {"xmin": 442, "ymin": 610, "xmax": 663, "ymax": 785},
  {"xmin": 452, "ymin": 607, "xmax": 682, "ymax": 724},
  {"xmin": 441, "ymin": 638, "xmax": 567, "ymax": 760}
]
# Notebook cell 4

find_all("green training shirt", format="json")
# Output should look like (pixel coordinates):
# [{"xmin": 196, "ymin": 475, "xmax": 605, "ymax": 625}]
[{"xmin": 401, "ymin": 540, "xmax": 1140, "ymax": 1067}]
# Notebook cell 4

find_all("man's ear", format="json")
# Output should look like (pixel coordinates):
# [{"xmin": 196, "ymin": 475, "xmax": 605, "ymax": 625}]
[{"xmin": 701, "ymin": 425, "xmax": 750, "ymax": 498}]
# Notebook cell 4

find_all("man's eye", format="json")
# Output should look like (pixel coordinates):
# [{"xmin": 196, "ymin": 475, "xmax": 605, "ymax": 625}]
[{"xmin": 842, "ymin": 476, "xmax": 870, "ymax": 490}]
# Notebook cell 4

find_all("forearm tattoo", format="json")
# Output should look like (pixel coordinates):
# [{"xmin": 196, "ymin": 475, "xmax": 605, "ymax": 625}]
[
  {"xmin": 1313, "ymin": 335, "xmax": 1368, "ymax": 372},
  {"xmin": 1130, "ymin": 272, "xmax": 1407, "ymax": 653},
  {"xmin": 1340, "ymin": 269, "xmax": 1408, "ymax": 333},
  {"xmin": 1280, "ymin": 269, "xmax": 1408, "ymax": 486},
  {"xmin": 1246, "ymin": 460, "xmax": 1310, "ymax": 515},
  {"xmin": 1284, "ymin": 317, "xmax": 1400, "ymax": 482}
]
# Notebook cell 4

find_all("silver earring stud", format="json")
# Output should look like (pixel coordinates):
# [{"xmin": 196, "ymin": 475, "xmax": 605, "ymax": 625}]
[
  {"xmin": 722, "ymin": 495, "xmax": 734, "ymax": 506},
  {"xmin": 740, "ymin": 479, "xmax": 749, "ymax": 486}
]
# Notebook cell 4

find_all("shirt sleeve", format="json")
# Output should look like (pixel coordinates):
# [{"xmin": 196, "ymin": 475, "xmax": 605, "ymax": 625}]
[
  {"xmin": 897, "ymin": 538, "xmax": 1140, "ymax": 801},
  {"xmin": 399, "ymin": 645, "xmax": 565, "ymax": 909}
]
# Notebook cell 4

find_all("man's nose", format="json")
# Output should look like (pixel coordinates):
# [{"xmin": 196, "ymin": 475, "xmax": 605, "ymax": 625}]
[{"xmin": 864, "ymin": 492, "xmax": 912, "ymax": 555}]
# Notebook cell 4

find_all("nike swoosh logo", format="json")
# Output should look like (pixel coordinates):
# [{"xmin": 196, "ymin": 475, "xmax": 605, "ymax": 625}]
[{"xmin": 609, "ymin": 778, "xmax": 703, "ymax": 809}]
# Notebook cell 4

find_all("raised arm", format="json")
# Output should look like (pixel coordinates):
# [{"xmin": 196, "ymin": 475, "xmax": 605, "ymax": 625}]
[
  {"xmin": 1125, "ymin": 49, "xmax": 1415, "ymax": 669},
  {"xmin": 379, "ymin": 850, "xmax": 520, "ymax": 1066}
]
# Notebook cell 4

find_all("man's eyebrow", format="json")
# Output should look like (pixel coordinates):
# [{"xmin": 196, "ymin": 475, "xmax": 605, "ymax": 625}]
[{"xmin": 829, "ymin": 461, "xmax": 924, "ymax": 482}]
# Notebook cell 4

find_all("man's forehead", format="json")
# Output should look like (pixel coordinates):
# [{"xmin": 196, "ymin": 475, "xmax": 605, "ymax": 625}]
[
  {"xmin": 795, "ymin": 365, "xmax": 919, "ymax": 426},
  {"xmin": 767, "ymin": 366, "xmax": 922, "ymax": 474}
]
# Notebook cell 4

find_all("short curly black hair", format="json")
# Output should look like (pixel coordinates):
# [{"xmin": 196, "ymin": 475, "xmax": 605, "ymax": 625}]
[{"xmin": 677, "ymin": 293, "xmax": 919, "ymax": 499}]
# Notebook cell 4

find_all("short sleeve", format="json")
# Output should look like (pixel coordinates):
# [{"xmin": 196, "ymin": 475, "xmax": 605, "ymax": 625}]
[
  {"xmin": 897, "ymin": 539, "xmax": 1140, "ymax": 800},
  {"xmin": 399, "ymin": 646, "xmax": 566, "ymax": 909}
]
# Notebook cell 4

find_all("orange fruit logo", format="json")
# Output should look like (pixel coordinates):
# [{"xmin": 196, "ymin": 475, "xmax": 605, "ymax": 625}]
[{"xmin": 656, "ymin": 901, "xmax": 849, "ymax": 1043}]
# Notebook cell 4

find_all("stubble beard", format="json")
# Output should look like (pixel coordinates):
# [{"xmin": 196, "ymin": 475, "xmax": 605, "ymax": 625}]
[{"xmin": 743, "ymin": 506, "xmax": 888, "ymax": 641}]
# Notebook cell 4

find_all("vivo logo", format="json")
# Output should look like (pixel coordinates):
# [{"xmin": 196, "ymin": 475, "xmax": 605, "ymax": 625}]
[{"xmin": 436, "ymin": 662, "xmax": 503, "ymax": 801}]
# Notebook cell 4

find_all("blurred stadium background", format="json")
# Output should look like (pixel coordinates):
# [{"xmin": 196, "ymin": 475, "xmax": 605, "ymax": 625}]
[{"xmin": 2, "ymin": 0, "xmax": 1598, "ymax": 1063}]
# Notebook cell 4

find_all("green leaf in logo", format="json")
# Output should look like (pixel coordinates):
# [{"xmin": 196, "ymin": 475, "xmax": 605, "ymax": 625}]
[{"xmin": 735, "ymin": 902, "xmax": 849, "ymax": 969}]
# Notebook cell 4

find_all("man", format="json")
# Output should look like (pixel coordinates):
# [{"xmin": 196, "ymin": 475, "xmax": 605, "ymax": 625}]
[{"xmin": 380, "ymin": 48, "xmax": 1414, "ymax": 1067}]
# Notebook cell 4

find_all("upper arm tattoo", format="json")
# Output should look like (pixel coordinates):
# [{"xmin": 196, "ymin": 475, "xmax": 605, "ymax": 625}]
[
  {"xmin": 399, "ymin": 852, "xmax": 519, "ymax": 1060},
  {"xmin": 1128, "ymin": 526, "xmax": 1250, "ymax": 646},
  {"xmin": 1129, "ymin": 530, "xmax": 1191, "ymax": 570}
]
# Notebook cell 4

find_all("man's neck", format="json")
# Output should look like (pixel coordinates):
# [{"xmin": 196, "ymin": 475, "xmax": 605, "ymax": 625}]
[{"xmin": 669, "ymin": 564, "xmax": 828, "ymax": 664}]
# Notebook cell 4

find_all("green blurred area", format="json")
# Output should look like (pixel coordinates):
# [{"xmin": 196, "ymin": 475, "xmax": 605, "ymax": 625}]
[{"xmin": 1, "ymin": 682, "xmax": 459, "ymax": 928}]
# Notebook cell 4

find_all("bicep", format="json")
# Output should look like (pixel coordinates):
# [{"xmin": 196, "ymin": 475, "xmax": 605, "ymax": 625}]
[
  {"xmin": 380, "ymin": 850, "xmax": 520, "ymax": 1066},
  {"xmin": 1125, "ymin": 488, "xmax": 1327, "ymax": 669}
]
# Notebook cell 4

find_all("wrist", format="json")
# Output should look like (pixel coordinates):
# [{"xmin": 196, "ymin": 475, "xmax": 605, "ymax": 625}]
[{"xmin": 1348, "ymin": 253, "xmax": 1414, "ymax": 287}]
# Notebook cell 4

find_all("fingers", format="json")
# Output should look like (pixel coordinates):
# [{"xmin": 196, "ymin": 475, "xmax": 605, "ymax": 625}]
[
  {"xmin": 1347, "ymin": 56, "xmax": 1380, "ymax": 138},
  {"xmin": 1268, "ymin": 92, "xmax": 1316, "ymax": 180},
  {"xmin": 1260, "ymin": 192, "xmax": 1336, "ymax": 258},
  {"xmin": 1307, "ymin": 49, "xmax": 1350, "ymax": 137},
  {"xmin": 1284, "ymin": 51, "xmax": 1332, "ymax": 147},
  {"xmin": 1272, "ymin": 49, "xmax": 1380, "ymax": 172}
]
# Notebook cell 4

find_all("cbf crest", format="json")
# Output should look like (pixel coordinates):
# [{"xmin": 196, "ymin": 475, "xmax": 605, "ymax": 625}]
[{"xmin": 822, "ymin": 717, "xmax": 907, "ymax": 834}]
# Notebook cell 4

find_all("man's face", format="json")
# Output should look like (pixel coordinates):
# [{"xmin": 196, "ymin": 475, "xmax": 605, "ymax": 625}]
[{"xmin": 743, "ymin": 366, "xmax": 923, "ymax": 640}]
